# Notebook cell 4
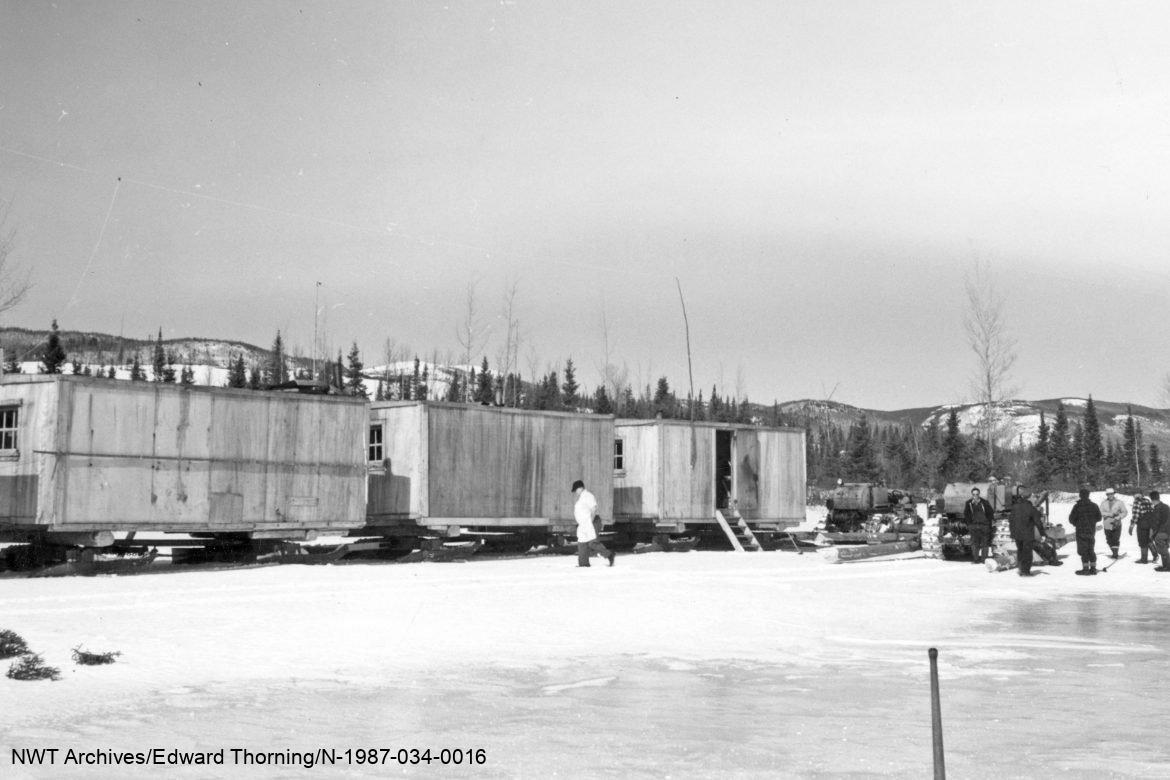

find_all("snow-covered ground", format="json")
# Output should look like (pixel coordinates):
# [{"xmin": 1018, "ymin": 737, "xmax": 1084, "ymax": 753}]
[{"xmin": 2, "ymin": 498, "xmax": 1167, "ymax": 778}]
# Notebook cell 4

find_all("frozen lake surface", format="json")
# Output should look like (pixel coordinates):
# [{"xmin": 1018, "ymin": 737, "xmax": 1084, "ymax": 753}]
[{"xmin": 3, "ymin": 541, "xmax": 1168, "ymax": 778}]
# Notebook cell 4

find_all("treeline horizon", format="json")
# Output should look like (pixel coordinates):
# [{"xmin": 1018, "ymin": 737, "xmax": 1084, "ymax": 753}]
[{"xmin": 805, "ymin": 398, "xmax": 1162, "ymax": 493}]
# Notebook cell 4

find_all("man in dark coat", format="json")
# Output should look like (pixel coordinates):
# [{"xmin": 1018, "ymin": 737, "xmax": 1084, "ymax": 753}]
[
  {"xmin": 1149, "ymin": 491, "xmax": 1170, "ymax": 572},
  {"xmin": 1130, "ymin": 491, "xmax": 1158, "ymax": 564},
  {"xmin": 964, "ymin": 487, "xmax": 995, "ymax": 563},
  {"xmin": 1009, "ymin": 493, "xmax": 1051, "ymax": 577},
  {"xmin": 1068, "ymin": 488, "xmax": 1102, "ymax": 575}
]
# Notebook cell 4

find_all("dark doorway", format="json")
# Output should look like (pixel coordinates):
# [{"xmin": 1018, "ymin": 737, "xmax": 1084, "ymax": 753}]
[{"xmin": 715, "ymin": 430, "xmax": 733, "ymax": 510}]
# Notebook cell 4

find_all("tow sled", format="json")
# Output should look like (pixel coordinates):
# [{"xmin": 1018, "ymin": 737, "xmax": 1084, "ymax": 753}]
[
  {"xmin": 28, "ymin": 548, "xmax": 160, "ymax": 578},
  {"xmin": 822, "ymin": 539, "xmax": 921, "ymax": 563},
  {"xmin": 633, "ymin": 536, "xmax": 698, "ymax": 554}
]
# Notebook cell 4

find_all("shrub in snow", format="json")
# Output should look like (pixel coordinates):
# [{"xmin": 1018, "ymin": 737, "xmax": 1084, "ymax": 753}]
[
  {"xmin": 7, "ymin": 653, "xmax": 61, "ymax": 681},
  {"xmin": 72, "ymin": 646, "xmax": 121, "ymax": 666},
  {"xmin": 0, "ymin": 629, "xmax": 30, "ymax": 659}
]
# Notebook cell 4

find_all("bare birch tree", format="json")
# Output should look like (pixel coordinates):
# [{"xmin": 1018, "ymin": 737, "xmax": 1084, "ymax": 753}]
[
  {"xmin": 494, "ymin": 278, "xmax": 522, "ymax": 406},
  {"xmin": 964, "ymin": 260, "xmax": 1018, "ymax": 471},
  {"xmin": 455, "ymin": 282, "xmax": 490, "ymax": 402},
  {"xmin": 593, "ymin": 297, "xmax": 625, "ymax": 405},
  {"xmin": 524, "ymin": 343, "xmax": 542, "ymax": 405}
]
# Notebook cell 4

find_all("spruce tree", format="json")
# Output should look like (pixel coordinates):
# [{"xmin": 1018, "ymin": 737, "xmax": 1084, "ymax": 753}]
[
  {"xmin": 1071, "ymin": 421, "xmax": 1085, "ymax": 485},
  {"xmin": 411, "ymin": 357, "xmax": 421, "ymax": 400},
  {"xmin": 621, "ymin": 386, "xmax": 635, "ymax": 417},
  {"xmin": 106, "ymin": 365, "xmax": 116, "ymax": 379},
  {"xmin": 375, "ymin": 379, "xmax": 385, "ymax": 402},
  {"xmin": 267, "ymin": 331, "xmax": 288, "ymax": 386},
  {"xmin": 593, "ymin": 385, "xmax": 613, "ymax": 414},
  {"xmin": 543, "ymin": 370, "xmax": 562, "ymax": 410},
  {"xmin": 653, "ymin": 376, "xmax": 674, "ymax": 418},
  {"xmin": 1122, "ymin": 408, "xmax": 1140, "ymax": 485},
  {"xmin": 1136, "ymin": 421, "xmax": 1148, "ymax": 483},
  {"xmin": 1149, "ymin": 444, "xmax": 1163, "ymax": 482},
  {"xmin": 41, "ymin": 319, "xmax": 67, "ymax": 374},
  {"xmin": 162, "ymin": 350, "xmax": 177, "ymax": 383},
  {"xmin": 1049, "ymin": 403, "xmax": 1070, "ymax": 485},
  {"xmin": 419, "ymin": 365, "xmax": 429, "ymax": 401},
  {"xmin": 70, "ymin": 357, "xmax": 83, "ymax": 375},
  {"xmin": 476, "ymin": 357, "xmax": 493, "ymax": 404},
  {"xmin": 344, "ymin": 342, "xmax": 366, "ymax": 397},
  {"xmin": 227, "ymin": 354, "xmax": 247, "ymax": 388},
  {"xmin": 1031, "ymin": 411, "xmax": 1051, "ymax": 484},
  {"xmin": 1081, "ymin": 396, "xmax": 1104, "ymax": 483},
  {"xmin": 180, "ymin": 364, "xmax": 195, "ymax": 385},
  {"xmin": 445, "ymin": 372, "xmax": 461, "ymax": 402},
  {"xmin": 1106, "ymin": 440, "xmax": 1126, "ymax": 486},
  {"xmin": 917, "ymin": 416, "xmax": 943, "ymax": 488},
  {"xmin": 562, "ymin": 358, "xmax": 579, "ymax": 409},
  {"xmin": 846, "ymin": 414, "xmax": 880, "ymax": 481},
  {"xmin": 130, "ymin": 354, "xmax": 145, "ymax": 381},
  {"xmin": 151, "ymin": 329, "xmax": 166, "ymax": 382},
  {"xmin": 247, "ymin": 363, "xmax": 262, "ymax": 390},
  {"xmin": 941, "ymin": 409, "xmax": 963, "ymax": 480}
]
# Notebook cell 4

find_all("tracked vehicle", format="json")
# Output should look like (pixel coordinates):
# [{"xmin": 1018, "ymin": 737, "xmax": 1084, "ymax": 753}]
[{"xmin": 921, "ymin": 481, "xmax": 1066, "ymax": 560}]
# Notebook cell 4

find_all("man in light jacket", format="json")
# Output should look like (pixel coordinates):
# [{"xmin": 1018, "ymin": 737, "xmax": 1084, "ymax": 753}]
[
  {"xmin": 573, "ymin": 479, "xmax": 615, "ymax": 568},
  {"xmin": 1099, "ymin": 488, "xmax": 1128, "ymax": 559}
]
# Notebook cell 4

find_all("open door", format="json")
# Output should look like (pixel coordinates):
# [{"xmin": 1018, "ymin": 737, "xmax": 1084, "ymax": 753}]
[{"xmin": 715, "ymin": 429, "xmax": 733, "ymax": 510}]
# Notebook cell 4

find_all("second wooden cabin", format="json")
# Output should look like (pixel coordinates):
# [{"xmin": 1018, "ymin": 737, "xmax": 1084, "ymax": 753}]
[
  {"xmin": 366, "ymin": 401, "xmax": 614, "ymax": 537},
  {"xmin": 613, "ymin": 419, "xmax": 806, "ymax": 537}
]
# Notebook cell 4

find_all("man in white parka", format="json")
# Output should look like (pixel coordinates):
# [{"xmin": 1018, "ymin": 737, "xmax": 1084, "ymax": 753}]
[
  {"xmin": 1099, "ymin": 487, "xmax": 1128, "ymax": 559},
  {"xmin": 572, "ymin": 479, "xmax": 615, "ymax": 568}
]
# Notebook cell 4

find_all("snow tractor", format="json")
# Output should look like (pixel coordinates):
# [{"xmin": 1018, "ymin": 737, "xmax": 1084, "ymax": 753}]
[
  {"xmin": 921, "ymin": 481, "xmax": 1066, "ymax": 560},
  {"xmin": 823, "ymin": 482, "xmax": 922, "ymax": 537}
]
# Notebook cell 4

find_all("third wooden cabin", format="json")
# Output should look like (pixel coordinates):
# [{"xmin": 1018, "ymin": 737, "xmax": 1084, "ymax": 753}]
[{"xmin": 613, "ymin": 419, "xmax": 806, "ymax": 534}]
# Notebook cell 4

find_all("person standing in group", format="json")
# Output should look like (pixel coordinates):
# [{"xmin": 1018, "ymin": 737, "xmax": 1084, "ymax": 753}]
[
  {"xmin": 1149, "ymin": 491, "xmax": 1170, "ymax": 573},
  {"xmin": 1099, "ymin": 488, "xmax": 1128, "ymax": 559},
  {"xmin": 1009, "ymin": 492, "xmax": 1052, "ymax": 577},
  {"xmin": 1130, "ymin": 490, "xmax": 1159, "ymax": 564},
  {"xmin": 1068, "ymin": 488, "xmax": 1102, "ymax": 575},
  {"xmin": 964, "ymin": 487, "xmax": 995, "ymax": 564},
  {"xmin": 572, "ymin": 479, "xmax": 615, "ymax": 568}
]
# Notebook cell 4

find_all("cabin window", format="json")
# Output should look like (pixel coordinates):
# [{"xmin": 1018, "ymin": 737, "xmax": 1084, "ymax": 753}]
[
  {"xmin": 613, "ymin": 437, "xmax": 624, "ymax": 473},
  {"xmin": 0, "ymin": 405, "xmax": 17, "ymax": 454},
  {"xmin": 368, "ymin": 424, "xmax": 384, "ymax": 463}
]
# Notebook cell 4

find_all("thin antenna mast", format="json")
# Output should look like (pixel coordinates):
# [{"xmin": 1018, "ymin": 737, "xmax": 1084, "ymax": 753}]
[{"xmin": 675, "ymin": 277, "xmax": 697, "ymax": 468}]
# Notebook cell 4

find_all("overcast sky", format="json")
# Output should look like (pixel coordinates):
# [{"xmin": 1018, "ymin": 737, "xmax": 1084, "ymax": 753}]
[{"xmin": 2, "ymin": 1, "xmax": 1169, "ymax": 410}]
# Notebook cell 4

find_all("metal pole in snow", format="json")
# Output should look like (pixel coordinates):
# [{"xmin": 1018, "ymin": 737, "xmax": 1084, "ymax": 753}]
[{"xmin": 929, "ymin": 647, "xmax": 946, "ymax": 779}]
